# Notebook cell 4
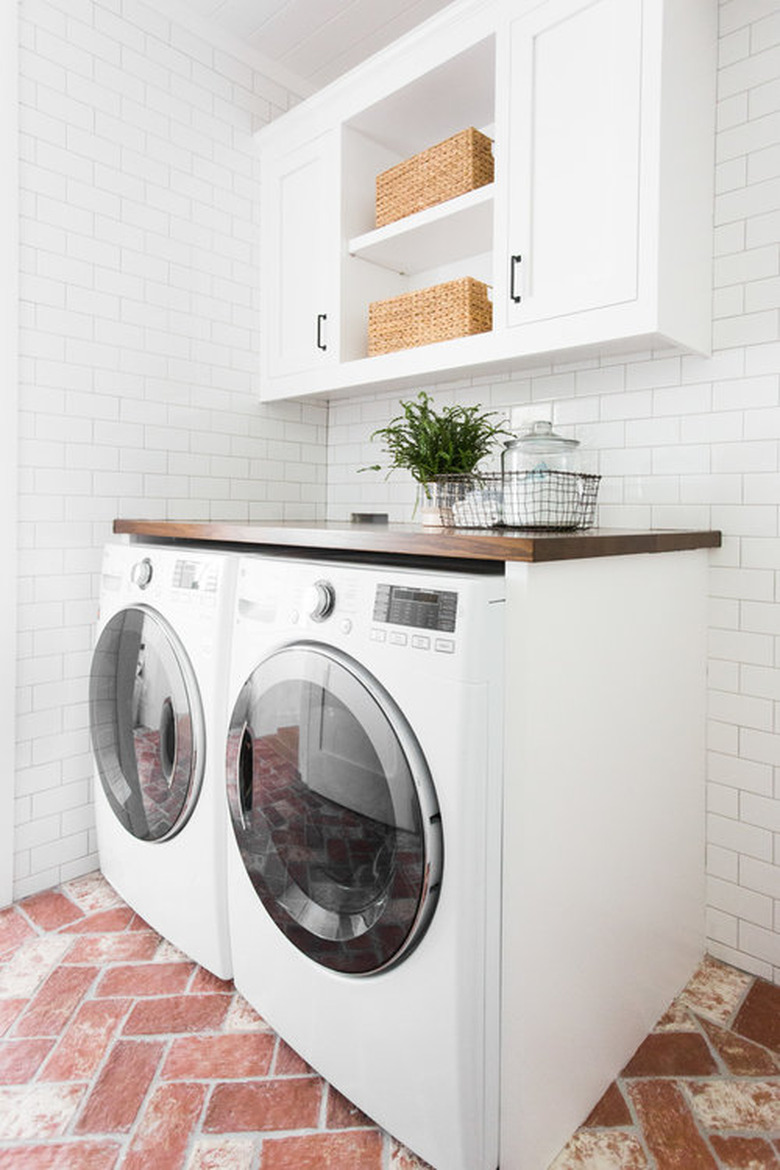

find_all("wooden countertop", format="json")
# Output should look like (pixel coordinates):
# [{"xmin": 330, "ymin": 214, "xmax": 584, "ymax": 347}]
[{"xmin": 113, "ymin": 519, "xmax": 721, "ymax": 564}]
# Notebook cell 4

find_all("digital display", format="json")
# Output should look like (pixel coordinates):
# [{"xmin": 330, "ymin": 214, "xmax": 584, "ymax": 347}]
[
  {"xmin": 373, "ymin": 584, "xmax": 457, "ymax": 633},
  {"xmin": 397, "ymin": 589, "xmax": 439, "ymax": 606}
]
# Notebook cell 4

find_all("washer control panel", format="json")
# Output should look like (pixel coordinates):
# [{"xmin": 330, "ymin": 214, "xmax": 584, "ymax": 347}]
[
  {"xmin": 172, "ymin": 558, "xmax": 219, "ymax": 594},
  {"xmin": 372, "ymin": 585, "xmax": 458, "ymax": 633}
]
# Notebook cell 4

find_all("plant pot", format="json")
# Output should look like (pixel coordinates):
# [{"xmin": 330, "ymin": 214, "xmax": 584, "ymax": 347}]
[
  {"xmin": 417, "ymin": 477, "xmax": 476, "ymax": 527},
  {"xmin": 417, "ymin": 483, "xmax": 448, "ymax": 526}
]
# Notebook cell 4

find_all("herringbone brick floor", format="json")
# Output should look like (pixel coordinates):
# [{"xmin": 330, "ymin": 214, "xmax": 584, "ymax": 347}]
[
  {"xmin": 2, "ymin": 871, "xmax": 780, "ymax": 1168},
  {"xmin": 0, "ymin": 872, "xmax": 428, "ymax": 1169}
]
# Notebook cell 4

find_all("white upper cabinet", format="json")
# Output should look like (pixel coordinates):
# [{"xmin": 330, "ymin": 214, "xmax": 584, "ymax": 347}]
[
  {"xmin": 502, "ymin": 0, "xmax": 642, "ymax": 327},
  {"xmin": 256, "ymin": 0, "xmax": 716, "ymax": 402},
  {"xmin": 261, "ymin": 130, "xmax": 339, "ymax": 380}
]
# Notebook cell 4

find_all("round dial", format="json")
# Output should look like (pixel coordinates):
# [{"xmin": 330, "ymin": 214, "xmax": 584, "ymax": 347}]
[
  {"xmin": 130, "ymin": 557, "xmax": 153, "ymax": 589},
  {"xmin": 303, "ymin": 580, "xmax": 335, "ymax": 622}
]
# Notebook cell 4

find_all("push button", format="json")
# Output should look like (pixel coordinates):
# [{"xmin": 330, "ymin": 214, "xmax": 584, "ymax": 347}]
[
  {"xmin": 370, "ymin": 628, "xmax": 386, "ymax": 642},
  {"xmin": 434, "ymin": 638, "xmax": 455, "ymax": 654},
  {"xmin": 389, "ymin": 632, "xmax": 408, "ymax": 646},
  {"xmin": 411, "ymin": 635, "xmax": 430, "ymax": 650}
]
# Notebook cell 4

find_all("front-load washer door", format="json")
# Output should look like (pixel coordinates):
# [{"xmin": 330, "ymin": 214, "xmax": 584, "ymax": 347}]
[
  {"xmin": 226, "ymin": 642, "xmax": 443, "ymax": 976},
  {"xmin": 89, "ymin": 606, "xmax": 205, "ymax": 843}
]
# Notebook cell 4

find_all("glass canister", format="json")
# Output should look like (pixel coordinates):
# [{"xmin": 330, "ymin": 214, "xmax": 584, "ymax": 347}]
[{"xmin": 500, "ymin": 420, "xmax": 598, "ymax": 529}]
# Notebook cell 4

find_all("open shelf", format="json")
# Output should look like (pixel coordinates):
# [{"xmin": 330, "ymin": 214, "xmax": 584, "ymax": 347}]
[{"xmin": 348, "ymin": 184, "xmax": 494, "ymax": 275}]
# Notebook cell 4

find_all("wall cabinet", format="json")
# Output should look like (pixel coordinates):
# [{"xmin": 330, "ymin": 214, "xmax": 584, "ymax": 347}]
[
  {"xmin": 257, "ymin": 0, "xmax": 716, "ymax": 402},
  {"xmin": 502, "ymin": 0, "xmax": 642, "ymax": 329},
  {"xmin": 260, "ymin": 131, "xmax": 339, "ymax": 380}
]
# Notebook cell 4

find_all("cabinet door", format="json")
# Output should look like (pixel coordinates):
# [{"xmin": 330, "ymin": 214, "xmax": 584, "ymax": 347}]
[
  {"xmin": 503, "ymin": 0, "xmax": 642, "ymax": 328},
  {"xmin": 262, "ymin": 131, "xmax": 339, "ymax": 379}
]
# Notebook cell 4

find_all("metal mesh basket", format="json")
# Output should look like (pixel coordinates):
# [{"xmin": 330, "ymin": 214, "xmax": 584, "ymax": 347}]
[
  {"xmin": 425, "ymin": 475, "xmax": 502, "ymax": 527},
  {"xmin": 426, "ymin": 471, "xmax": 600, "ymax": 530},
  {"xmin": 502, "ymin": 470, "xmax": 601, "ymax": 530}
]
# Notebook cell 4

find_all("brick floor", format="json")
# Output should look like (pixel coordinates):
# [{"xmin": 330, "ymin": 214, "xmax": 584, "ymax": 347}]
[
  {"xmin": 1, "ymin": 873, "xmax": 780, "ymax": 1168},
  {"xmin": 0, "ymin": 873, "xmax": 430, "ymax": 1169}
]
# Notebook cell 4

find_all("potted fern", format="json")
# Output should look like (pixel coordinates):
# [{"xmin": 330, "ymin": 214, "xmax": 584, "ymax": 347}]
[{"xmin": 362, "ymin": 391, "xmax": 509, "ymax": 525}]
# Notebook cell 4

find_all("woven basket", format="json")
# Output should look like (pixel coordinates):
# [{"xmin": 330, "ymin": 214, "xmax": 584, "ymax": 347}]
[
  {"xmin": 375, "ymin": 127, "xmax": 494, "ymax": 228},
  {"xmin": 368, "ymin": 277, "xmax": 492, "ymax": 357}
]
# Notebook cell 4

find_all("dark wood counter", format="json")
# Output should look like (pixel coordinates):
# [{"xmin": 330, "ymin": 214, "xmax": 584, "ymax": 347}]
[{"xmin": 113, "ymin": 519, "xmax": 721, "ymax": 564}]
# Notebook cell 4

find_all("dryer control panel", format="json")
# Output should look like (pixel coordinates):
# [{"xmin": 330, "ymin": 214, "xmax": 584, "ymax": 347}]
[{"xmin": 372, "ymin": 585, "xmax": 458, "ymax": 633}]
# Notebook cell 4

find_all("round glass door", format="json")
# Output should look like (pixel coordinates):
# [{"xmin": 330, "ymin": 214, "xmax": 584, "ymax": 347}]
[
  {"xmin": 89, "ymin": 606, "xmax": 204, "ymax": 842},
  {"xmin": 226, "ymin": 642, "xmax": 443, "ymax": 976}
]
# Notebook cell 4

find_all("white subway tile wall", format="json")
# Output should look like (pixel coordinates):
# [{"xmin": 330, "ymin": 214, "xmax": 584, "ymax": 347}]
[
  {"xmin": 15, "ymin": 0, "xmax": 780, "ymax": 984},
  {"xmin": 327, "ymin": 0, "xmax": 780, "ymax": 981},
  {"xmin": 17, "ymin": 0, "xmax": 327, "ymax": 900}
]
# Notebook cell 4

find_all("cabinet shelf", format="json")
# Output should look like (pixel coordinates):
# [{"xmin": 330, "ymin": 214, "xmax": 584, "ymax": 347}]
[
  {"xmin": 348, "ymin": 184, "xmax": 494, "ymax": 276},
  {"xmin": 257, "ymin": 0, "xmax": 715, "ymax": 403}
]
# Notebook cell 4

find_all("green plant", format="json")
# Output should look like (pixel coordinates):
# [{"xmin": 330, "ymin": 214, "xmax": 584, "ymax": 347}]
[{"xmin": 361, "ymin": 391, "xmax": 510, "ymax": 493}]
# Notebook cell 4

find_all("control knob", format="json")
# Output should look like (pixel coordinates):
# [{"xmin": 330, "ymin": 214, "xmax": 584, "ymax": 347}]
[
  {"xmin": 131, "ymin": 557, "xmax": 153, "ymax": 589},
  {"xmin": 304, "ymin": 580, "xmax": 335, "ymax": 622}
]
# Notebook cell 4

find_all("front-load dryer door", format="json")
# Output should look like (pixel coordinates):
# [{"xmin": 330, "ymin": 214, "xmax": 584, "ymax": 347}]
[
  {"xmin": 89, "ymin": 606, "xmax": 205, "ymax": 842},
  {"xmin": 226, "ymin": 642, "xmax": 443, "ymax": 976}
]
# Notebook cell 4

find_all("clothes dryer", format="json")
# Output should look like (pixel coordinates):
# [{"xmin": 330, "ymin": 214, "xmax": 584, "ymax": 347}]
[
  {"xmin": 225, "ymin": 555, "xmax": 504, "ymax": 1170},
  {"xmin": 89, "ymin": 542, "xmax": 237, "ymax": 978}
]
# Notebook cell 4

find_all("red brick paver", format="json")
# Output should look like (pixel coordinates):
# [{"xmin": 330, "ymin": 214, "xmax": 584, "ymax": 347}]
[
  {"xmin": 20, "ymin": 891, "xmax": 85, "ymax": 932},
  {"xmin": 629, "ymin": 1080, "xmax": 719, "ymax": 1169},
  {"xmin": 15, "ymin": 966, "xmax": 98, "ymax": 1038},
  {"xmin": 122, "ymin": 1081, "xmax": 206, "ymax": 1170},
  {"xmin": 161, "ymin": 1032, "xmax": 275, "ymax": 1080},
  {"xmin": 75, "ymin": 1039, "xmax": 164, "ymax": 1133},
  {"xmin": 0, "ymin": 1141, "xmax": 121, "ymax": 1169},
  {"xmin": 94, "ymin": 961, "xmax": 194, "ymax": 998},
  {"xmin": 261, "ymin": 1130, "xmax": 384, "ymax": 1170},
  {"xmin": 40, "ymin": 998, "xmax": 131, "ymax": 1082},
  {"xmin": 0, "ymin": 909, "xmax": 35, "ymax": 957},
  {"xmin": 203, "ymin": 1076, "xmax": 323, "ymax": 1132},
  {"xmin": 122, "ymin": 991, "xmax": 232, "ymax": 1036}
]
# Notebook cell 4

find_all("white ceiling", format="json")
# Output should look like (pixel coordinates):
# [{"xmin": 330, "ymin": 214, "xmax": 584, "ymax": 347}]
[{"xmin": 160, "ymin": 0, "xmax": 456, "ymax": 93}]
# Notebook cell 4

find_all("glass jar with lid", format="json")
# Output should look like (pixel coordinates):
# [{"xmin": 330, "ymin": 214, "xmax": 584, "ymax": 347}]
[
  {"xmin": 501, "ymin": 420, "xmax": 582, "ymax": 477},
  {"xmin": 500, "ymin": 420, "xmax": 599, "ymax": 529}
]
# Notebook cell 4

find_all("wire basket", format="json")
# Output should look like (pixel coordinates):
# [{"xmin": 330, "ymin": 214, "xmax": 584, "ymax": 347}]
[
  {"xmin": 423, "ymin": 475, "xmax": 502, "ymax": 527},
  {"xmin": 425, "ymin": 471, "xmax": 600, "ymax": 530},
  {"xmin": 502, "ymin": 470, "xmax": 601, "ymax": 530}
]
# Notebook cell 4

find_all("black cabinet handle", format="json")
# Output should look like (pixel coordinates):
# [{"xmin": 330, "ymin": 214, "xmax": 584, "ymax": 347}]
[
  {"xmin": 316, "ymin": 313, "xmax": 327, "ymax": 351},
  {"xmin": 510, "ymin": 254, "xmax": 523, "ymax": 303}
]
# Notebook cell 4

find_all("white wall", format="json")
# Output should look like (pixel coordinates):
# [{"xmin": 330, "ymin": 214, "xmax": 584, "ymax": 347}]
[
  {"xmin": 1, "ymin": 2, "xmax": 20, "ymax": 908},
  {"xmin": 328, "ymin": 0, "xmax": 780, "ymax": 982},
  {"xmin": 15, "ymin": 0, "xmax": 328, "ymax": 900}
]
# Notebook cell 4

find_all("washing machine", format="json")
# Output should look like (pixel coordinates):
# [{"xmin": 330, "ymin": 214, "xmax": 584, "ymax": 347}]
[
  {"xmin": 225, "ymin": 554, "xmax": 505, "ymax": 1170},
  {"xmin": 89, "ymin": 542, "xmax": 237, "ymax": 978}
]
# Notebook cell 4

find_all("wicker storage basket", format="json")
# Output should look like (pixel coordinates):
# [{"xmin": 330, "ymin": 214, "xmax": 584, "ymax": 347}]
[
  {"xmin": 375, "ymin": 127, "xmax": 494, "ymax": 228},
  {"xmin": 368, "ymin": 276, "xmax": 492, "ymax": 356}
]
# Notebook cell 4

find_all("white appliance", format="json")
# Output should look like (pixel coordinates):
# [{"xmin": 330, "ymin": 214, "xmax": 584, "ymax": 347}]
[
  {"xmin": 224, "ymin": 554, "xmax": 505, "ymax": 1170},
  {"xmin": 89, "ymin": 542, "xmax": 237, "ymax": 978}
]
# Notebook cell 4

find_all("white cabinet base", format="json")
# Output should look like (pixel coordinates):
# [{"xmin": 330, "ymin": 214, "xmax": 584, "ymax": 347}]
[{"xmin": 501, "ymin": 551, "xmax": 707, "ymax": 1169}]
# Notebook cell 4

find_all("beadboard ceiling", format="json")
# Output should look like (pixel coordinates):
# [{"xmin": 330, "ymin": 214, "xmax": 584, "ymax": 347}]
[{"xmin": 158, "ymin": 0, "xmax": 455, "ymax": 93}]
